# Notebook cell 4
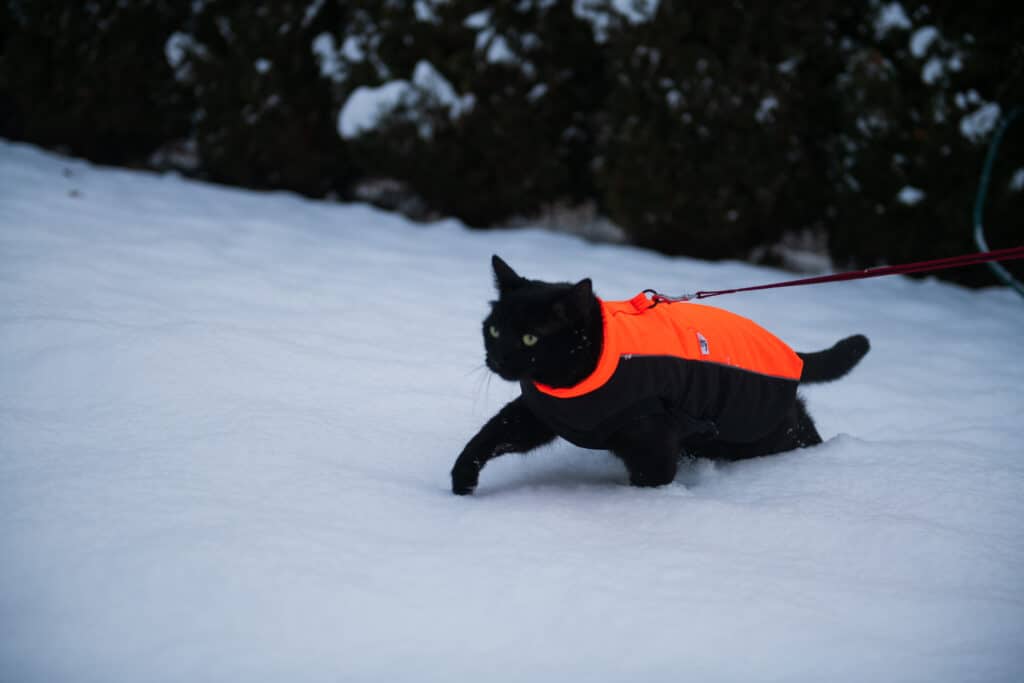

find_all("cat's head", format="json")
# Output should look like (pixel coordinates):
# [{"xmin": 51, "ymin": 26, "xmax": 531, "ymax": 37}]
[{"xmin": 482, "ymin": 255, "xmax": 600, "ymax": 386}]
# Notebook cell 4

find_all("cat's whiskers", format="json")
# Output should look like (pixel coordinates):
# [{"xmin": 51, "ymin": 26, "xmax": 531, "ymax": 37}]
[
  {"xmin": 463, "ymin": 363, "xmax": 488, "ymax": 378},
  {"xmin": 467, "ymin": 363, "xmax": 494, "ymax": 408}
]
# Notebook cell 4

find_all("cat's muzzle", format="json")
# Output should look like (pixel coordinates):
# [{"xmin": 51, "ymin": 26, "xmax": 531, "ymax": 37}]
[{"xmin": 486, "ymin": 356, "xmax": 525, "ymax": 382}]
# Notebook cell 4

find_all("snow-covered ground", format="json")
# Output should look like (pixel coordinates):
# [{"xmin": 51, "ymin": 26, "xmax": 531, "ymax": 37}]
[{"xmin": 2, "ymin": 141, "xmax": 1023, "ymax": 682}]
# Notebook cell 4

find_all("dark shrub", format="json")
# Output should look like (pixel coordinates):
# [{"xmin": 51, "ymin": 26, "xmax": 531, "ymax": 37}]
[
  {"xmin": 1, "ymin": 1, "xmax": 191, "ymax": 165},
  {"xmin": 171, "ymin": 1, "xmax": 354, "ymax": 196},
  {"xmin": 824, "ymin": 1, "xmax": 1024, "ymax": 285},
  {"xmin": 595, "ymin": 2, "xmax": 841, "ymax": 259}
]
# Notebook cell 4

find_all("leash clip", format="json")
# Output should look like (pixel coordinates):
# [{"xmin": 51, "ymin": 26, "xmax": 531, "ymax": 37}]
[{"xmin": 643, "ymin": 289, "xmax": 695, "ymax": 307}]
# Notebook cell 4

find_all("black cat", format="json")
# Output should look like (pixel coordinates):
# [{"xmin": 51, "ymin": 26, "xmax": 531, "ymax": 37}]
[{"xmin": 451, "ymin": 255, "xmax": 870, "ymax": 495}]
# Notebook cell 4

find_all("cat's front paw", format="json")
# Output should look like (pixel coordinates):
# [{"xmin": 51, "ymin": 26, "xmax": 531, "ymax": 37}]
[{"xmin": 451, "ymin": 460, "xmax": 480, "ymax": 495}]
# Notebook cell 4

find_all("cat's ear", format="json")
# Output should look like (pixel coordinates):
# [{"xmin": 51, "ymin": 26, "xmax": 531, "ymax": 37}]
[
  {"xmin": 572, "ymin": 278, "xmax": 593, "ymax": 300},
  {"xmin": 492, "ymin": 255, "xmax": 525, "ymax": 294},
  {"xmin": 553, "ymin": 278, "xmax": 594, "ymax": 321}
]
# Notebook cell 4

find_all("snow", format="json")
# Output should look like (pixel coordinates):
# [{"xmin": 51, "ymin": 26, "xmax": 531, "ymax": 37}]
[
  {"xmin": 960, "ymin": 102, "xmax": 1002, "ymax": 143},
  {"xmin": 921, "ymin": 56, "xmax": 945, "ymax": 85},
  {"xmin": 411, "ymin": 60, "xmax": 474, "ymax": 117},
  {"xmin": 777, "ymin": 56, "xmax": 801, "ymax": 75},
  {"xmin": 2, "ymin": 141, "xmax": 1024, "ymax": 682},
  {"xmin": 464, "ymin": 9, "xmax": 490, "ymax": 30},
  {"xmin": 874, "ymin": 2, "xmax": 911, "ymax": 38},
  {"xmin": 484, "ymin": 33, "xmax": 517, "ymax": 65},
  {"xmin": 164, "ymin": 31, "xmax": 191, "ymax": 69},
  {"xmin": 414, "ymin": 0, "xmax": 445, "ymax": 24},
  {"xmin": 574, "ymin": 0, "xmax": 660, "ymax": 42},
  {"xmin": 956, "ymin": 89, "xmax": 983, "ymax": 109},
  {"xmin": 312, "ymin": 33, "xmax": 363, "ymax": 85},
  {"xmin": 164, "ymin": 31, "xmax": 202, "ymax": 82},
  {"xmin": 920, "ymin": 48, "xmax": 962, "ymax": 86},
  {"xmin": 340, "ymin": 36, "xmax": 363, "ymax": 62},
  {"xmin": 1010, "ymin": 167, "xmax": 1024, "ymax": 192},
  {"xmin": 606, "ymin": 0, "xmax": 660, "ymax": 24},
  {"xmin": 909, "ymin": 26, "xmax": 963, "ymax": 87},
  {"xmin": 528, "ymin": 82, "xmax": 549, "ymax": 102},
  {"xmin": 311, "ymin": 33, "xmax": 343, "ymax": 83},
  {"xmin": 896, "ymin": 185, "xmax": 925, "ymax": 205},
  {"xmin": 466, "ymin": 15, "xmax": 532, "ymax": 73},
  {"xmin": 337, "ymin": 61, "xmax": 472, "ymax": 140},
  {"xmin": 755, "ymin": 96, "xmax": 779, "ymax": 124},
  {"xmin": 337, "ymin": 80, "xmax": 409, "ymax": 138},
  {"xmin": 910, "ymin": 25, "xmax": 939, "ymax": 57},
  {"xmin": 302, "ymin": 0, "xmax": 326, "ymax": 27}
]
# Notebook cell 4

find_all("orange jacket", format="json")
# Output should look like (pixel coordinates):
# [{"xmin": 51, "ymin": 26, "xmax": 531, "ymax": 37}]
[{"xmin": 521, "ymin": 294, "xmax": 803, "ymax": 449}]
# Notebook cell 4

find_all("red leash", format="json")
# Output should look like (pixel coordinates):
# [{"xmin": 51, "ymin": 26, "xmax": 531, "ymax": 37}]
[{"xmin": 647, "ymin": 245, "xmax": 1024, "ymax": 303}]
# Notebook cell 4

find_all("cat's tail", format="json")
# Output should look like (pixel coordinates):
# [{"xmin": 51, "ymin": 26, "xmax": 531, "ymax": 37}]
[{"xmin": 797, "ymin": 334, "xmax": 870, "ymax": 384}]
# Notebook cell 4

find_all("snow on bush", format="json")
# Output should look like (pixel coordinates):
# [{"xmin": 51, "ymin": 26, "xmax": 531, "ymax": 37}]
[{"xmin": 338, "ymin": 61, "xmax": 473, "ymax": 140}]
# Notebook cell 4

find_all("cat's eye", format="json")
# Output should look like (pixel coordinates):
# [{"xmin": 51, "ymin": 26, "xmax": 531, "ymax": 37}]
[
  {"xmin": 488, "ymin": 325, "xmax": 500, "ymax": 338},
  {"xmin": 522, "ymin": 333, "xmax": 539, "ymax": 347}
]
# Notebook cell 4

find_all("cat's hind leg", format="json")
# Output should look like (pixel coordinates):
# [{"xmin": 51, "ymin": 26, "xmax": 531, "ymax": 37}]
[
  {"xmin": 741, "ymin": 396, "xmax": 823, "ymax": 458},
  {"xmin": 684, "ymin": 397, "xmax": 822, "ymax": 461},
  {"xmin": 781, "ymin": 396, "xmax": 823, "ymax": 450}
]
